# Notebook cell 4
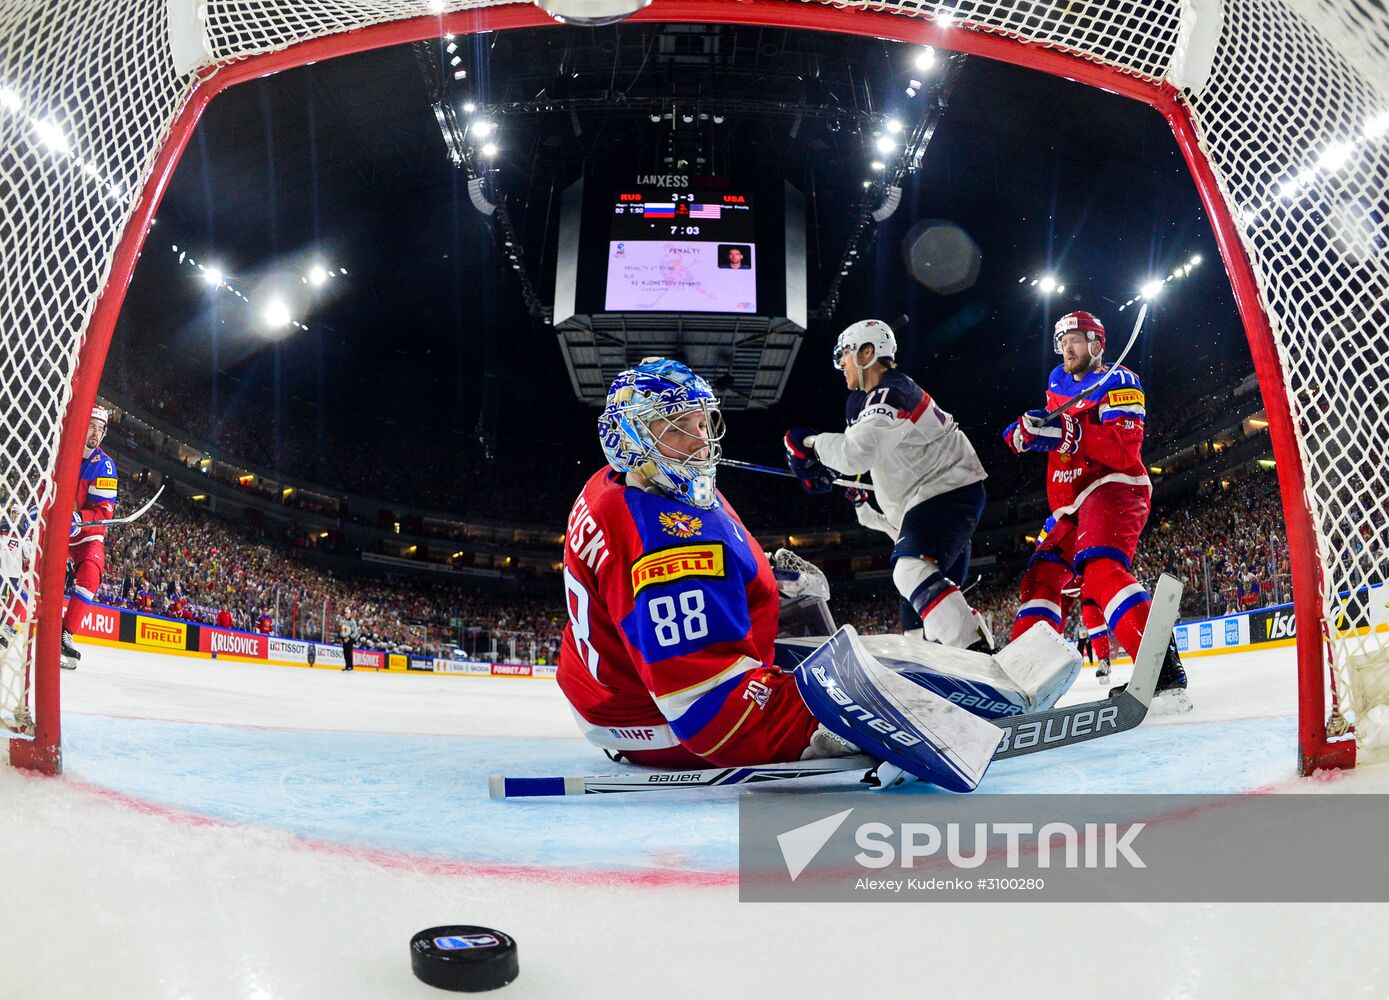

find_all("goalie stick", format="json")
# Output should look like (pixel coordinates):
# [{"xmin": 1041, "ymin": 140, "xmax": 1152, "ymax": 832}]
[
  {"xmin": 720, "ymin": 458, "xmax": 874, "ymax": 491},
  {"xmin": 490, "ymin": 575, "xmax": 1181, "ymax": 798},
  {"xmin": 1043, "ymin": 300, "xmax": 1149, "ymax": 421}
]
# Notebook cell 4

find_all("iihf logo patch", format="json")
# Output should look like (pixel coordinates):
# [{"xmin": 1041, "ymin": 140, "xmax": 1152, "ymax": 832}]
[{"xmin": 659, "ymin": 511, "xmax": 703, "ymax": 537}]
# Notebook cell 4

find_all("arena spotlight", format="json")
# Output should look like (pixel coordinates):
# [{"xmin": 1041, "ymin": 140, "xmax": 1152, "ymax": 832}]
[
  {"xmin": 480, "ymin": 142, "xmax": 499, "ymax": 157},
  {"xmin": 308, "ymin": 264, "xmax": 329, "ymax": 286},
  {"xmin": 1038, "ymin": 274, "xmax": 1058, "ymax": 294},
  {"xmin": 470, "ymin": 120, "xmax": 494, "ymax": 138},
  {"xmin": 463, "ymin": 101, "xmax": 477, "ymax": 114},
  {"xmin": 34, "ymin": 117, "xmax": 70, "ymax": 154},
  {"xmin": 262, "ymin": 299, "xmax": 292, "ymax": 329},
  {"xmin": 886, "ymin": 119, "xmax": 903, "ymax": 134},
  {"xmin": 0, "ymin": 87, "xmax": 20, "ymax": 111},
  {"xmin": 914, "ymin": 48, "xmax": 936, "ymax": 72},
  {"xmin": 870, "ymin": 160, "xmax": 886, "ymax": 172},
  {"xmin": 1140, "ymin": 279, "xmax": 1166, "ymax": 300},
  {"xmin": 203, "ymin": 266, "xmax": 223, "ymax": 287},
  {"xmin": 875, "ymin": 135, "xmax": 897, "ymax": 155},
  {"xmin": 533, "ymin": 0, "xmax": 652, "ymax": 27}
]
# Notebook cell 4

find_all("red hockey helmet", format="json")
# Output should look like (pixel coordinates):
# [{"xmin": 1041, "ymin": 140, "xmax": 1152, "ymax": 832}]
[{"xmin": 1053, "ymin": 311, "xmax": 1105, "ymax": 356}]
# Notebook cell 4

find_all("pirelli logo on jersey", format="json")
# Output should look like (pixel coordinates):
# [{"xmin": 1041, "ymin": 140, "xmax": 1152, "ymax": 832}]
[
  {"xmin": 631, "ymin": 543, "xmax": 726, "ymax": 595},
  {"xmin": 1105, "ymin": 388, "xmax": 1144, "ymax": 408}
]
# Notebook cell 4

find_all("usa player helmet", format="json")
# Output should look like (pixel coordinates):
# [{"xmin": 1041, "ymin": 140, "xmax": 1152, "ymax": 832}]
[
  {"xmin": 833, "ymin": 319, "xmax": 897, "ymax": 370},
  {"xmin": 1053, "ymin": 311, "xmax": 1105, "ymax": 356},
  {"xmin": 599, "ymin": 358, "xmax": 725, "ymax": 509}
]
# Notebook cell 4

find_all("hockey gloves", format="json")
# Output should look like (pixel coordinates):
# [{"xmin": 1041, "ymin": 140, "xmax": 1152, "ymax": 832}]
[
  {"xmin": 843, "ymin": 485, "xmax": 871, "ymax": 508},
  {"xmin": 784, "ymin": 427, "xmax": 836, "ymax": 494},
  {"xmin": 70, "ymin": 511, "xmax": 84, "ymax": 538},
  {"xmin": 1005, "ymin": 409, "xmax": 1081, "ymax": 455}
]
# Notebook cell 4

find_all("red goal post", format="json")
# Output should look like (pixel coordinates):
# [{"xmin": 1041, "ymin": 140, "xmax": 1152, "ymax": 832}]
[{"xmin": 3, "ymin": 0, "xmax": 1383, "ymax": 774}]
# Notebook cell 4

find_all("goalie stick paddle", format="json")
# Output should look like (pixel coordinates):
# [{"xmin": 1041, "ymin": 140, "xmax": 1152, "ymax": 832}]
[
  {"xmin": 489, "ymin": 575, "xmax": 1182, "ymax": 798},
  {"xmin": 1043, "ymin": 300, "xmax": 1149, "ymax": 421},
  {"xmin": 720, "ymin": 458, "xmax": 874, "ymax": 492},
  {"xmin": 82, "ymin": 484, "xmax": 165, "ymax": 528}
]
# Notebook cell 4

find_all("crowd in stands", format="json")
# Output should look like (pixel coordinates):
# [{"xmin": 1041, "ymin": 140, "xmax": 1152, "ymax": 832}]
[
  {"xmin": 91, "ymin": 467, "xmax": 1292, "ymax": 668},
  {"xmin": 831, "ymin": 470, "xmax": 1293, "ymax": 649},
  {"xmin": 98, "ymin": 480, "xmax": 566, "ymax": 660}
]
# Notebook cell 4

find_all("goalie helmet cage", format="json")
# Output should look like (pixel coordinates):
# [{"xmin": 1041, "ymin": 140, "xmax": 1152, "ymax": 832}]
[{"xmin": 2, "ymin": 0, "xmax": 1384, "ymax": 774}]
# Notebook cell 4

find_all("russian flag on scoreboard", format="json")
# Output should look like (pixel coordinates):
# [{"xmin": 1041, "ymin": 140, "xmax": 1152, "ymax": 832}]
[
  {"xmin": 689, "ymin": 204, "xmax": 721, "ymax": 219},
  {"xmin": 643, "ymin": 203, "xmax": 676, "ymax": 218}
]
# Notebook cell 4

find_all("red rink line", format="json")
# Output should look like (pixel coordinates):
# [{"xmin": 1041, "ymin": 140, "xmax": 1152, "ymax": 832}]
[{"xmin": 56, "ymin": 775, "xmax": 738, "ymax": 889}]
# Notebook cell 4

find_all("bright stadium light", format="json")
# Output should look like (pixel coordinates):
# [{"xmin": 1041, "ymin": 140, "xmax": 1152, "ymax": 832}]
[
  {"xmin": 870, "ymin": 160, "xmax": 886, "ymax": 172},
  {"xmin": 34, "ymin": 117, "xmax": 70, "ymax": 154},
  {"xmin": 308, "ymin": 264, "xmax": 329, "ymax": 286},
  {"xmin": 470, "ymin": 119, "xmax": 494, "ymax": 138},
  {"xmin": 886, "ymin": 119, "xmax": 903, "ymax": 134},
  {"xmin": 0, "ymin": 87, "xmax": 21, "ymax": 111},
  {"xmin": 263, "ymin": 299, "xmax": 292, "ymax": 328},
  {"xmin": 914, "ymin": 48, "xmax": 936, "ymax": 72},
  {"xmin": 1140, "ymin": 279, "xmax": 1166, "ymax": 300},
  {"xmin": 462, "ymin": 101, "xmax": 477, "ymax": 114},
  {"xmin": 937, "ymin": 9, "xmax": 956, "ymax": 28},
  {"xmin": 480, "ymin": 142, "xmax": 499, "ymax": 157},
  {"xmin": 1319, "ymin": 141, "xmax": 1353, "ymax": 171},
  {"xmin": 1038, "ymin": 274, "xmax": 1058, "ymax": 294},
  {"xmin": 203, "ymin": 266, "xmax": 223, "ymax": 287},
  {"xmin": 875, "ymin": 135, "xmax": 897, "ymax": 155},
  {"xmin": 1366, "ymin": 111, "xmax": 1389, "ymax": 139}
]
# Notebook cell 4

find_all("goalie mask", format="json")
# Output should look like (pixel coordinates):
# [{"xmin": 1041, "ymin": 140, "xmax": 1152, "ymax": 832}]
[{"xmin": 599, "ymin": 358, "xmax": 725, "ymax": 509}]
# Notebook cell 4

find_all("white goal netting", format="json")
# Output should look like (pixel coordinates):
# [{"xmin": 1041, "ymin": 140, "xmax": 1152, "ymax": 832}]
[{"xmin": 2, "ymin": 0, "xmax": 1387, "ymax": 765}]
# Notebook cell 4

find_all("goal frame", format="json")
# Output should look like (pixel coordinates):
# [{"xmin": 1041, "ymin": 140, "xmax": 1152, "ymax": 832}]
[{"xmin": 10, "ymin": 0, "xmax": 1354, "ymax": 776}]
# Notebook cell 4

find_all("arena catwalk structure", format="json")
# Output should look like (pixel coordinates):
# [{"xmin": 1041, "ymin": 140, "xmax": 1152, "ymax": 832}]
[{"xmin": 2, "ymin": 0, "xmax": 1387, "ymax": 778}]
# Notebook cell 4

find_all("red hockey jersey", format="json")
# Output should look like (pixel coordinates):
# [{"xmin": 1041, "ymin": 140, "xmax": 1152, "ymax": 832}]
[
  {"xmin": 71, "ymin": 447, "xmax": 117, "ymax": 553},
  {"xmin": 1042, "ymin": 362, "xmax": 1150, "ymax": 519},
  {"xmin": 558, "ymin": 468, "xmax": 817, "ymax": 765}
]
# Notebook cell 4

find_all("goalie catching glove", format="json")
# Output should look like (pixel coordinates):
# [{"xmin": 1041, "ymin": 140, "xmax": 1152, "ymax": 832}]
[
  {"xmin": 1004, "ymin": 409, "xmax": 1081, "ymax": 455},
  {"xmin": 769, "ymin": 548, "xmax": 830, "ymax": 602}
]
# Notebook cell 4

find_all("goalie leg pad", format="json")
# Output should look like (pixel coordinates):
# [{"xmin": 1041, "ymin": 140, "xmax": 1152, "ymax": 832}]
[{"xmin": 792, "ymin": 627, "xmax": 1003, "ymax": 792}]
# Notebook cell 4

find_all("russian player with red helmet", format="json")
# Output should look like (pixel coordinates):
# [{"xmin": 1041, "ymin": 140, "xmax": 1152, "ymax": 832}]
[{"xmin": 1003, "ymin": 311, "xmax": 1190, "ymax": 707}]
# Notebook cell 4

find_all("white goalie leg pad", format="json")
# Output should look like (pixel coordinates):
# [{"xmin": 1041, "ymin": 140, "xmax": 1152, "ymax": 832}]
[
  {"xmin": 778, "ymin": 626, "xmax": 1081, "ymax": 719},
  {"xmin": 991, "ymin": 622, "xmax": 1083, "ymax": 712},
  {"xmin": 892, "ymin": 556, "xmax": 981, "ymax": 649},
  {"xmin": 793, "ymin": 627, "xmax": 1004, "ymax": 792}
]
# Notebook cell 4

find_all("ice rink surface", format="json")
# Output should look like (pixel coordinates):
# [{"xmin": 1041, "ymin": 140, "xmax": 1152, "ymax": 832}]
[{"xmin": 6, "ymin": 639, "xmax": 1389, "ymax": 998}]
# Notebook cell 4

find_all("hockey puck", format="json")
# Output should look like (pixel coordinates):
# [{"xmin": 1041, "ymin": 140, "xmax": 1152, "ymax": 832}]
[{"xmin": 410, "ymin": 926, "xmax": 518, "ymax": 992}]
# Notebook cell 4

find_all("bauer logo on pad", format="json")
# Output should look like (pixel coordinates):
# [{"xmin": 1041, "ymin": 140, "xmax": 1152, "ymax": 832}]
[{"xmin": 631, "ymin": 543, "xmax": 725, "ymax": 594}]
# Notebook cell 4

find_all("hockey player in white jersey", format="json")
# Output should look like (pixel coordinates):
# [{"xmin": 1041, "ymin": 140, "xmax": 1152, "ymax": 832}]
[{"xmin": 785, "ymin": 319, "xmax": 993, "ymax": 651}]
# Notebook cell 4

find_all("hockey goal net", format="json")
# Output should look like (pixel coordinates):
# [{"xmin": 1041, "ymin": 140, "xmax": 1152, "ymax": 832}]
[{"xmin": 2, "ymin": 0, "xmax": 1386, "ymax": 774}]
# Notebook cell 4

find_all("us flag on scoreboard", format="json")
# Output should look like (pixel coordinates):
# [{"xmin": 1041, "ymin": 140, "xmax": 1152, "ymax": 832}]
[{"xmin": 689, "ymin": 204, "xmax": 722, "ymax": 219}]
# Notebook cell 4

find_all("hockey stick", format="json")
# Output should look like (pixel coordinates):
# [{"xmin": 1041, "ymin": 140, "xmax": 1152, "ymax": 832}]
[
  {"xmin": 721, "ymin": 458, "xmax": 874, "ymax": 492},
  {"xmin": 1043, "ymin": 300, "xmax": 1149, "ymax": 421},
  {"xmin": 488, "ymin": 755, "xmax": 878, "ymax": 799},
  {"xmin": 82, "ymin": 484, "xmax": 164, "ymax": 528},
  {"xmin": 991, "ymin": 572, "xmax": 1178, "ymax": 758},
  {"xmin": 491, "ymin": 576, "xmax": 1182, "ymax": 798}
]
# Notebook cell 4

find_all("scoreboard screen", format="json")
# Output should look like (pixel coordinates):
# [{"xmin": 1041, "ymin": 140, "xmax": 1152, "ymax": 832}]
[{"xmin": 603, "ymin": 190, "xmax": 758, "ymax": 313}]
